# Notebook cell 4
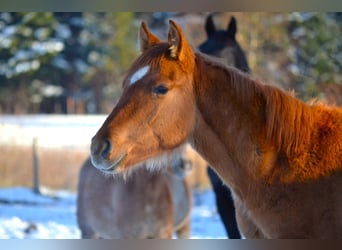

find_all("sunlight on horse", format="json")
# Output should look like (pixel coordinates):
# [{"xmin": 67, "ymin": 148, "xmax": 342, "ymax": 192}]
[
  {"xmin": 77, "ymin": 157, "xmax": 192, "ymax": 239},
  {"xmin": 91, "ymin": 20, "xmax": 342, "ymax": 239},
  {"xmin": 198, "ymin": 14, "xmax": 250, "ymax": 239}
]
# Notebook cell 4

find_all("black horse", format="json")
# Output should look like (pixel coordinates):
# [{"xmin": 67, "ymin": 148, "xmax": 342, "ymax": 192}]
[{"xmin": 198, "ymin": 14, "xmax": 250, "ymax": 239}]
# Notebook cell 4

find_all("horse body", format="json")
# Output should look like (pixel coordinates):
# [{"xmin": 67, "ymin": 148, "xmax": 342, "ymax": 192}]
[
  {"xmin": 192, "ymin": 57, "xmax": 342, "ymax": 238},
  {"xmin": 241, "ymin": 174, "xmax": 342, "ymax": 238},
  {"xmin": 77, "ymin": 158, "xmax": 192, "ymax": 239},
  {"xmin": 90, "ymin": 20, "xmax": 342, "ymax": 238}
]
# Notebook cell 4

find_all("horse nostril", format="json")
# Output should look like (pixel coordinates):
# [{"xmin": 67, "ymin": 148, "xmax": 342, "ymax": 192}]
[{"xmin": 101, "ymin": 139, "xmax": 112, "ymax": 159}]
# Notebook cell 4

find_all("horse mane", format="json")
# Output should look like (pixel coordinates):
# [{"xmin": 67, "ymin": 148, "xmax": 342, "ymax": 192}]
[
  {"xmin": 196, "ymin": 52, "xmax": 315, "ymax": 155},
  {"xmin": 262, "ymin": 84, "xmax": 314, "ymax": 154}
]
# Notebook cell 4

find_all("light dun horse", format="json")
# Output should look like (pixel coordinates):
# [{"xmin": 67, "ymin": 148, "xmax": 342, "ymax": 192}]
[
  {"xmin": 90, "ymin": 20, "xmax": 342, "ymax": 238},
  {"xmin": 77, "ymin": 157, "xmax": 192, "ymax": 239}
]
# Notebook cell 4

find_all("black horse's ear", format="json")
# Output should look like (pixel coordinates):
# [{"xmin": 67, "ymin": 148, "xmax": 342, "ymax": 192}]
[
  {"xmin": 227, "ymin": 16, "xmax": 237, "ymax": 39},
  {"xmin": 205, "ymin": 14, "xmax": 216, "ymax": 37}
]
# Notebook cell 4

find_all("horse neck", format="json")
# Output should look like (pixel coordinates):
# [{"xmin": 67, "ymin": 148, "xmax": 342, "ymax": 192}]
[
  {"xmin": 189, "ymin": 56, "xmax": 259, "ymax": 189},
  {"xmin": 190, "ymin": 54, "xmax": 314, "ymax": 190}
]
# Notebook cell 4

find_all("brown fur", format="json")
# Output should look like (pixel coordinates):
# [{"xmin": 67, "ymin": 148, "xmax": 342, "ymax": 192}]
[
  {"xmin": 77, "ymin": 158, "xmax": 192, "ymax": 239},
  {"xmin": 90, "ymin": 20, "xmax": 342, "ymax": 238}
]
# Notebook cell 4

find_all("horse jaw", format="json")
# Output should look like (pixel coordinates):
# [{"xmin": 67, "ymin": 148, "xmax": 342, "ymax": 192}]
[{"xmin": 98, "ymin": 143, "xmax": 187, "ymax": 179}]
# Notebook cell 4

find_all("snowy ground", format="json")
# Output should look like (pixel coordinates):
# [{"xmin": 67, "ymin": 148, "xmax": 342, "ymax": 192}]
[
  {"xmin": 0, "ymin": 186, "xmax": 227, "ymax": 239},
  {"xmin": 0, "ymin": 115, "xmax": 106, "ymax": 148},
  {"xmin": 0, "ymin": 115, "xmax": 227, "ymax": 239}
]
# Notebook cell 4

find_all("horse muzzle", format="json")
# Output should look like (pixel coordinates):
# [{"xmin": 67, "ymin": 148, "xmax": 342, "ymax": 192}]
[{"xmin": 90, "ymin": 137, "xmax": 127, "ymax": 173}]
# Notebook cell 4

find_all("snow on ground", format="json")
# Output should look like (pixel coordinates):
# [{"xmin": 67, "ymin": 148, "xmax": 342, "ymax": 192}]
[
  {"xmin": 0, "ymin": 187, "xmax": 226, "ymax": 239},
  {"xmin": 0, "ymin": 115, "xmax": 227, "ymax": 239},
  {"xmin": 0, "ymin": 115, "xmax": 106, "ymax": 148}
]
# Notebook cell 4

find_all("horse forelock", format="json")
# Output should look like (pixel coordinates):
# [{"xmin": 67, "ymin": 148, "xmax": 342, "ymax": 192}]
[
  {"xmin": 123, "ymin": 43, "xmax": 169, "ymax": 87},
  {"xmin": 124, "ymin": 42, "xmax": 195, "ymax": 87}
]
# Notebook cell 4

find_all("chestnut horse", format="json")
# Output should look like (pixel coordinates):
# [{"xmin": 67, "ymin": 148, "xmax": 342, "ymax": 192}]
[
  {"xmin": 198, "ymin": 14, "xmax": 250, "ymax": 239},
  {"xmin": 77, "ymin": 157, "xmax": 192, "ymax": 239},
  {"xmin": 90, "ymin": 20, "xmax": 342, "ymax": 238}
]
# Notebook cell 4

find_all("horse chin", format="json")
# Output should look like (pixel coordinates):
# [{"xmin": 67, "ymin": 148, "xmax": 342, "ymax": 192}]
[
  {"xmin": 93, "ymin": 143, "xmax": 188, "ymax": 177},
  {"xmin": 91, "ymin": 153, "xmax": 127, "ymax": 174}
]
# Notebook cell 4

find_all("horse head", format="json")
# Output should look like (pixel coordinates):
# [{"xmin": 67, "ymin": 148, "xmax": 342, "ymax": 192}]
[
  {"xmin": 90, "ymin": 20, "xmax": 197, "ymax": 175},
  {"xmin": 198, "ymin": 14, "xmax": 249, "ymax": 73}
]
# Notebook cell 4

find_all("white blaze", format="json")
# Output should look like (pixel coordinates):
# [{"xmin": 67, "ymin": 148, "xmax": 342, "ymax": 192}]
[{"xmin": 129, "ymin": 65, "xmax": 150, "ymax": 86}]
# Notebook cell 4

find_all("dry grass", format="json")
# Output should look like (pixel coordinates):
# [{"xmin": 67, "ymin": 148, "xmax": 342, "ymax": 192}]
[
  {"xmin": 0, "ymin": 145, "xmax": 88, "ymax": 191},
  {"xmin": 0, "ymin": 144, "xmax": 211, "ymax": 192}
]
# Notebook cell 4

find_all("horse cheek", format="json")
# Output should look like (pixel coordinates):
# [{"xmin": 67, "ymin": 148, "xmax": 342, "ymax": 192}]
[{"xmin": 160, "ymin": 94, "xmax": 194, "ymax": 148}]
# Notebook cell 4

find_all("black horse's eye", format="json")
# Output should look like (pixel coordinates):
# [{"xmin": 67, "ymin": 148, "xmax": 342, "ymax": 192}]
[{"xmin": 152, "ymin": 85, "xmax": 169, "ymax": 95}]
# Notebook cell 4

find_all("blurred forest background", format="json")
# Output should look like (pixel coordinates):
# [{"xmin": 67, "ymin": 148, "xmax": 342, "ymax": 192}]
[
  {"xmin": 0, "ymin": 12, "xmax": 341, "ymax": 190},
  {"xmin": 1, "ymin": 12, "xmax": 341, "ymax": 115}
]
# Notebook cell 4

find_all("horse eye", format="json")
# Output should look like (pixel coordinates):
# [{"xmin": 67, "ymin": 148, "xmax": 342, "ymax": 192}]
[{"xmin": 152, "ymin": 85, "xmax": 169, "ymax": 95}]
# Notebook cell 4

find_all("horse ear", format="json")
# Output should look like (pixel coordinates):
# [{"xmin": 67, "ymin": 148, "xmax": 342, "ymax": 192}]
[
  {"xmin": 205, "ymin": 14, "xmax": 216, "ymax": 37},
  {"xmin": 167, "ymin": 20, "xmax": 187, "ymax": 59},
  {"xmin": 139, "ymin": 21, "xmax": 161, "ymax": 52},
  {"xmin": 227, "ymin": 16, "xmax": 237, "ymax": 39}
]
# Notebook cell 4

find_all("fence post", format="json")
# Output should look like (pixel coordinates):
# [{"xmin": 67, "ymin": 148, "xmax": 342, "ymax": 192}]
[{"xmin": 32, "ymin": 137, "xmax": 41, "ymax": 195}]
